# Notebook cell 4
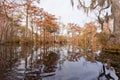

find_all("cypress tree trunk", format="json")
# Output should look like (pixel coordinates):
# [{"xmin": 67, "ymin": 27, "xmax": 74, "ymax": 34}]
[
  {"xmin": 108, "ymin": 0, "xmax": 120, "ymax": 45},
  {"xmin": 111, "ymin": 0, "xmax": 120, "ymax": 34}
]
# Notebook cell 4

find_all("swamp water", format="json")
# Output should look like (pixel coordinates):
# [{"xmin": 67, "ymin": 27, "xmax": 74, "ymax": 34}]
[{"xmin": 0, "ymin": 45, "xmax": 119, "ymax": 80}]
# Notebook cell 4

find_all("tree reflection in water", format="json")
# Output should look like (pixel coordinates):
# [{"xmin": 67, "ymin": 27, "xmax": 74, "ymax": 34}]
[
  {"xmin": 99, "ymin": 52, "xmax": 120, "ymax": 79},
  {"xmin": 0, "ymin": 45, "xmax": 119, "ymax": 80}
]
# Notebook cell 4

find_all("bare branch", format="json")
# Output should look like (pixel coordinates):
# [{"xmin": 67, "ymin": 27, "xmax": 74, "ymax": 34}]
[
  {"xmin": 99, "ymin": 0, "xmax": 111, "ymax": 15},
  {"xmin": 71, "ymin": 0, "xmax": 74, "ymax": 7}
]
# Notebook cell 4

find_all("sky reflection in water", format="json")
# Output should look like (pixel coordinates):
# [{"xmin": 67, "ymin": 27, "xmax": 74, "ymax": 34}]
[{"xmin": 0, "ymin": 45, "xmax": 119, "ymax": 80}]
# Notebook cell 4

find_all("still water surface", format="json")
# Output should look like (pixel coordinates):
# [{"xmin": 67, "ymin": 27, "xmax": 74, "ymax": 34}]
[{"xmin": 0, "ymin": 45, "xmax": 119, "ymax": 80}]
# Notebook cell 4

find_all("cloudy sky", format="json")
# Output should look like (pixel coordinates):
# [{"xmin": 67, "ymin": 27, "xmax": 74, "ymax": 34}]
[{"xmin": 39, "ymin": 0, "xmax": 97, "ymax": 27}]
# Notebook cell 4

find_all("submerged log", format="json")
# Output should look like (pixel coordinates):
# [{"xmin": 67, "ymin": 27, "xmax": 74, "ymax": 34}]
[{"xmin": 102, "ymin": 49, "xmax": 120, "ymax": 54}]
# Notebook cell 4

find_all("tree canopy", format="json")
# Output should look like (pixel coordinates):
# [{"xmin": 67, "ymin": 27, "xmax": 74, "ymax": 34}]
[{"xmin": 71, "ymin": 0, "xmax": 120, "ymax": 34}]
